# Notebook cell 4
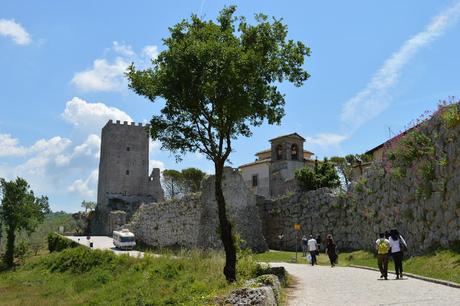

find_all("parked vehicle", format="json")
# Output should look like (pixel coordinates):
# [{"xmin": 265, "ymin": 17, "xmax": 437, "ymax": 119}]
[{"xmin": 113, "ymin": 229, "xmax": 136, "ymax": 250}]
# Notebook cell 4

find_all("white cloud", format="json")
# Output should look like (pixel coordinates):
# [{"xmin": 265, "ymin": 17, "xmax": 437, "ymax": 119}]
[
  {"xmin": 68, "ymin": 169, "xmax": 98, "ymax": 198},
  {"xmin": 0, "ymin": 19, "xmax": 31, "ymax": 45},
  {"xmin": 61, "ymin": 97, "xmax": 132, "ymax": 132},
  {"xmin": 149, "ymin": 160, "xmax": 165, "ymax": 174},
  {"xmin": 112, "ymin": 41, "xmax": 135, "ymax": 57},
  {"xmin": 341, "ymin": 1, "xmax": 460, "ymax": 131},
  {"xmin": 142, "ymin": 45, "xmax": 159, "ymax": 59},
  {"xmin": 15, "ymin": 137, "xmax": 72, "ymax": 175},
  {"xmin": 0, "ymin": 133, "xmax": 27, "ymax": 157},
  {"xmin": 71, "ymin": 58, "xmax": 129, "ymax": 92},
  {"xmin": 71, "ymin": 41, "xmax": 159, "ymax": 92},
  {"xmin": 149, "ymin": 139, "xmax": 160, "ymax": 154},
  {"xmin": 73, "ymin": 134, "xmax": 101, "ymax": 158},
  {"xmin": 305, "ymin": 133, "xmax": 348, "ymax": 148}
]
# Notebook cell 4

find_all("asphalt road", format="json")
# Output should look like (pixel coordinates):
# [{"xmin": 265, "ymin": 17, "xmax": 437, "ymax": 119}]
[
  {"xmin": 66, "ymin": 235, "xmax": 145, "ymax": 258},
  {"xmin": 273, "ymin": 262, "xmax": 460, "ymax": 306}
]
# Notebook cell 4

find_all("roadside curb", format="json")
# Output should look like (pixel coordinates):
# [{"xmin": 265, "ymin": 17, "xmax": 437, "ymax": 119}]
[{"xmin": 350, "ymin": 264, "xmax": 460, "ymax": 289}]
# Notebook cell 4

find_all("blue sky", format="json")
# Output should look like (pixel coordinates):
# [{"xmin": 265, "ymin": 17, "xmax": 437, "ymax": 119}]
[{"xmin": 1, "ymin": 0, "xmax": 460, "ymax": 212}]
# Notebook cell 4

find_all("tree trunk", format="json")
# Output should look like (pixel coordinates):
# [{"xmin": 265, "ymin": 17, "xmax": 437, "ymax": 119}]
[
  {"xmin": 214, "ymin": 163, "xmax": 237, "ymax": 282},
  {"xmin": 5, "ymin": 226, "xmax": 16, "ymax": 267}
]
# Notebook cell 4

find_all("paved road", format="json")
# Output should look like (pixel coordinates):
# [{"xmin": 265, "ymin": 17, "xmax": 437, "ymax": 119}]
[
  {"xmin": 66, "ymin": 236, "xmax": 146, "ymax": 258},
  {"xmin": 272, "ymin": 262, "xmax": 460, "ymax": 306}
]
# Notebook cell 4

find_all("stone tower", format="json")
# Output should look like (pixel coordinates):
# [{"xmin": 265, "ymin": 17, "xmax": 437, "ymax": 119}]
[
  {"xmin": 269, "ymin": 133, "xmax": 306, "ymax": 197},
  {"xmin": 92, "ymin": 120, "xmax": 164, "ymax": 235}
]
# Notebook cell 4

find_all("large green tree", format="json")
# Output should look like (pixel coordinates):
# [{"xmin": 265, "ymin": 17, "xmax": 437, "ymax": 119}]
[
  {"xmin": 127, "ymin": 6, "xmax": 309, "ymax": 281},
  {"xmin": 0, "ymin": 177, "xmax": 49, "ymax": 267},
  {"xmin": 181, "ymin": 167, "xmax": 206, "ymax": 193},
  {"xmin": 81, "ymin": 200, "xmax": 96, "ymax": 214},
  {"xmin": 162, "ymin": 169, "xmax": 183, "ymax": 199}
]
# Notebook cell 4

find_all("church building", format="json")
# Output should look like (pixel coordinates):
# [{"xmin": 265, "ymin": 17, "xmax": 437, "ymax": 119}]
[{"xmin": 238, "ymin": 133, "xmax": 315, "ymax": 199}]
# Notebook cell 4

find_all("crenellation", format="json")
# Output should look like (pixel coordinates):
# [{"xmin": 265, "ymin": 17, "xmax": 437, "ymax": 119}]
[{"xmin": 116, "ymin": 120, "xmax": 121, "ymax": 124}]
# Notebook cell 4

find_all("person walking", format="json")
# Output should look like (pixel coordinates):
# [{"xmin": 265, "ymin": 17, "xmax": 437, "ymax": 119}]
[
  {"xmin": 301, "ymin": 235, "xmax": 308, "ymax": 257},
  {"xmin": 325, "ymin": 234, "xmax": 337, "ymax": 267},
  {"xmin": 307, "ymin": 235, "xmax": 318, "ymax": 266},
  {"xmin": 389, "ymin": 229, "xmax": 407, "ymax": 279},
  {"xmin": 278, "ymin": 233, "xmax": 284, "ymax": 251},
  {"xmin": 316, "ymin": 234, "xmax": 322, "ymax": 252},
  {"xmin": 375, "ymin": 233, "xmax": 390, "ymax": 280}
]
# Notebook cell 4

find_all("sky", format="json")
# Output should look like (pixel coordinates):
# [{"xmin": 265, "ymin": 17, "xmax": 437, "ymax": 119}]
[{"xmin": 1, "ymin": 0, "xmax": 460, "ymax": 212}]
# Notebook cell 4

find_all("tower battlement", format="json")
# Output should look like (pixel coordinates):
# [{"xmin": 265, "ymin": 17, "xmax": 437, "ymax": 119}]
[{"xmin": 105, "ymin": 119, "xmax": 150, "ymax": 128}]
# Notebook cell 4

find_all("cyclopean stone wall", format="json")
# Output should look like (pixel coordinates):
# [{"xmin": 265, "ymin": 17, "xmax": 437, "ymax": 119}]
[
  {"xmin": 259, "ymin": 107, "xmax": 460, "ymax": 255},
  {"xmin": 128, "ymin": 168, "xmax": 268, "ymax": 252},
  {"xmin": 127, "ymin": 194, "xmax": 202, "ymax": 249},
  {"xmin": 198, "ymin": 167, "xmax": 268, "ymax": 252}
]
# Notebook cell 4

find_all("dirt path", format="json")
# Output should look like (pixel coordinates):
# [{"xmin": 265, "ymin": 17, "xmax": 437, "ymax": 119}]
[{"xmin": 271, "ymin": 262, "xmax": 460, "ymax": 306}]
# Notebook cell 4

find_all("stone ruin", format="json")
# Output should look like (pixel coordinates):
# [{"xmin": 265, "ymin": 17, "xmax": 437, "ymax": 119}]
[
  {"xmin": 94, "ymin": 106, "xmax": 460, "ymax": 255},
  {"xmin": 127, "ymin": 168, "xmax": 268, "ymax": 253}
]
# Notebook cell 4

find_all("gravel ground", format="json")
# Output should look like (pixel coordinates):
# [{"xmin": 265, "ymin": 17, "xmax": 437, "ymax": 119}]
[{"xmin": 271, "ymin": 262, "xmax": 460, "ymax": 306}]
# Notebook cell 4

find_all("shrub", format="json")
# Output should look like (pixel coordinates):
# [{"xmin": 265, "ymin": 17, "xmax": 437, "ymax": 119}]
[
  {"xmin": 295, "ymin": 158, "xmax": 340, "ymax": 191},
  {"xmin": 41, "ymin": 246, "xmax": 131, "ymax": 273},
  {"xmin": 440, "ymin": 103, "xmax": 460, "ymax": 128},
  {"xmin": 47, "ymin": 233, "xmax": 79, "ymax": 252}
]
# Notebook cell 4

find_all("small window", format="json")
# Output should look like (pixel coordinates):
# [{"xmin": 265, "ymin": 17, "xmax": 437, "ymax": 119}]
[
  {"xmin": 126, "ymin": 147, "xmax": 130, "ymax": 151},
  {"xmin": 276, "ymin": 144, "xmax": 283, "ymax": 160},
  {"xmin": 291, "ymin": 144, "xmax": 298, "ymax": 160},
  {"xmin": 126, "ymin": 170, "xmax": 129, "ymax": 175},
  {"xmin": 252, "ymin": 175, "xmax": 258, "ymax": 187}
]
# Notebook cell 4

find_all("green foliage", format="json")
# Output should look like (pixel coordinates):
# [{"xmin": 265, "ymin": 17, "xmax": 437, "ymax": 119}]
[
  {"xmin": 0, "ymin": 177, "xmax": 50, "ymax": 267},
  {"xmin": 162, "ymin": 168, "xmax": 207, "ymax": 199},
  {"xmin": 0, "ymin": 248, "xmax": 261, "ymax": 305},
  {"xmin": 354, "ymin": 177, "xmax": 367, "ymax": 193},
  {"xmin": 440, "ymin": 103, "xmax": 460, "ymax": 128},
  {"xmin": 295, "ymin": 158, "xmax": 340, "ymax": 191},
  {"xmin": 47, "ymin": 233, "xmax": 79, "ymax": 253},
  {"xmin": 162, "ymin": 169, "xmax": 183, "ymax": 199},
  {"xmin": 383, "ymin": 129, "xmax": 436, "ymax": 199},
  {"xmin": 127, "ymin": 6, "xmax": 310, "ymax": 162},
  {"xmin": 181, "ymin": 167, "xmax": 207, "ymax": 193},
  {"xmin": 127, "ymin": 5, "xmax": 310, "ymax": 282},
  {"xmin": 41, "ymin": 247, "xmax": 128, "ymax": 273},
  {"xmin": 80, "ymin": 200, "xmax": 96, "ymax": 213}
]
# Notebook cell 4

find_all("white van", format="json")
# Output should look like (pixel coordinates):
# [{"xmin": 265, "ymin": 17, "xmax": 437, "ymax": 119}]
[{"xmin": 113, "ymin": 229, "xmax": 136, "ymax": 250}]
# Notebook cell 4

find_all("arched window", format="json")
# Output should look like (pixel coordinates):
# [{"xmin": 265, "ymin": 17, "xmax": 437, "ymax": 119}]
[
  {"xmin": 291, "ymin": 144, "xmax": 298, "ymax": 160},
  {"xmin": 276, "ymin": 144, "xmax": 283, "ymax": 160}
]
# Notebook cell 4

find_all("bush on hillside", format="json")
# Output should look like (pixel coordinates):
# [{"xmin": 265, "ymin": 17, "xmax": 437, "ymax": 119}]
[
  {"xmin": 41, "ymin": 246, "xmax": 131, "ymax": 273},
  {"xmin": 47, "ymin": 233, "xmax": 79, "ymax": 252}
]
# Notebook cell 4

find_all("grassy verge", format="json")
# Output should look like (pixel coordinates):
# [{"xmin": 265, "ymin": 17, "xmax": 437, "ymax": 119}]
[
  {"xmin": 254, "ymin": 248, "xmax": 460, "ymax": 284},
  {"xmin": 0, "ymin": 247, "xmax": 259, "ymax": 305}
]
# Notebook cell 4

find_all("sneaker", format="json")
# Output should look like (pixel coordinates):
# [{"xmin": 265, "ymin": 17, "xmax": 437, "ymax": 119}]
[
  {"xmin": 380, "ymin": 274, "xmax": 384, "ymax": 279},
  {"xmin": 384, "ymin": 277, "xmax": 388, "ymax": 280},
  {"xmin": 396, "ymin": 275, "xmax": 400, "ymax": 280}
]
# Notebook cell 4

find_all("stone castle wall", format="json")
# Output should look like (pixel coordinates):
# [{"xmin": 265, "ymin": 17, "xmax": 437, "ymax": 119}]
[
  {"xmin": 259, "ymin": 108, "xmax": 460, "ymax": 254},
  {"xmin": 128, "ymin": 168, "xmax": 268, "ymax": 252}
]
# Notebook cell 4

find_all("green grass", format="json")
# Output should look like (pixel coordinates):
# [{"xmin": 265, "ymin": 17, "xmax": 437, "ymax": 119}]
[
  {"xmin": 254, "ymin": 248, "xmax": 460, "ymax": 284},
  {"xmin": 0, "ymin": 247, "xmax": 260, "ymax": 306}
]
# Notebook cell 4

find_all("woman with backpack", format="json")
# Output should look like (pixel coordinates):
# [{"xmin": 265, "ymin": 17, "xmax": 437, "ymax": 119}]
[{"xmin": 389, "ymin": 229, "xmax": 407, "ymax": 279}]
